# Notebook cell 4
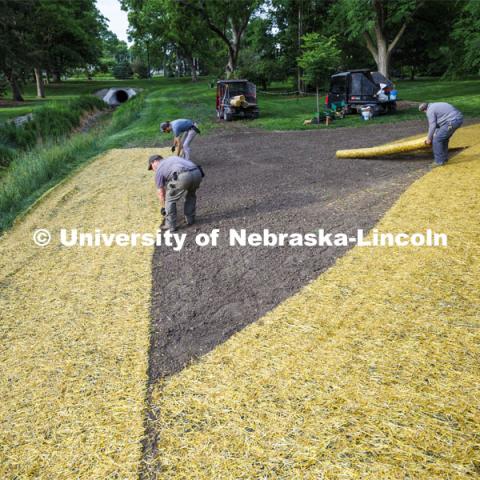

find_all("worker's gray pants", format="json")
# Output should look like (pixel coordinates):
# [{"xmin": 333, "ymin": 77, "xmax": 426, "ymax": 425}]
[
  {"xmin": 432, "ymin": 117, "xmax": 463, "ymax": 164},
  {"xmin": 165, "ymin": 169, "xmax": 202, "ymax": 228},
  {"xmin": 181, "ymin": 127, "xmax": 198, "ymax": 160}
]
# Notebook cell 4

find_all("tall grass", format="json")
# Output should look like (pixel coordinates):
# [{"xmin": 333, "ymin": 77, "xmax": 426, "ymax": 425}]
[
  {"xmin": 0, "ymin": 94, "xmax": 145, "ymax": 232},
  {"xmin": 0, "ymin": 95, "xmax": 106, "ymax": 165},
  {"xmin": 0, "ymin": 134, "xmax": 100, "ymax": 229}
]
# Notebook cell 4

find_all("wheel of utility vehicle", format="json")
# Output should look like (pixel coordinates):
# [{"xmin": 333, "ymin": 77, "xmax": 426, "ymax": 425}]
[{"xmin": 223, "ymin": 111, "xmax": 233, "ymax": 121}]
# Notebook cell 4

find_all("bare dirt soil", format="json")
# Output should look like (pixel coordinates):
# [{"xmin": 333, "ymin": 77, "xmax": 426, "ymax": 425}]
[{"xmin": 148, "ymin": 120, "xmax": 436, "ymax": 382}]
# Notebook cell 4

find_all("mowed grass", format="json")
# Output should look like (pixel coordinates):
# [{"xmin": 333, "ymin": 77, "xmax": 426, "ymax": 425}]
[
  {"xmin": 254, "ymin": 78, "xmax": 480, "ymax": 130},
  {"xmin": 1, "ymin": 76, "xmax": 479, "ymax": 130},
  {"xmin": 102, "ymin": 76, "xmax": 480, "ymax": 136},
  {"xmin": 0, "ymin": 78, "xmax": 156, "ymax": 123},
  {"xmin": 90, "ymin": 76, "xmax": 480, "ymax": 145},
  {"xmin": 1, "ymin": 76, "xmax": 478, "ymax": 231}
]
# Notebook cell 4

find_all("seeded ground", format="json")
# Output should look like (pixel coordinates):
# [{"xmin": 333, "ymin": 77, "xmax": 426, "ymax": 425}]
[{"xmin": 149, "ymin": 120, "xmax": 432, "ymax": 380}]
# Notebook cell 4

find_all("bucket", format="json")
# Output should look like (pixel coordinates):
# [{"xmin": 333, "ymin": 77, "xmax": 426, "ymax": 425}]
[
  {"xmin": 361, "ymin": 108, "xmax": 372, "ymax": 121},
  {"xmin": 390, "ymin": 90, "xmax": 398, "ymax": 100}
]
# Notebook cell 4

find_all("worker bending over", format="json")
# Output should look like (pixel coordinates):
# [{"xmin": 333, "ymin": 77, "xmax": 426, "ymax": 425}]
[
  {"xmin": 160, "ymin": 119, "xmax": 200, "ymax": 160},
  {"xmin": 148, "ymin": 154, "xmax": 204, "ymax": 232},
  {"xmin": 419, "ymin": 102, "xmax": 463, "ymax": 166}
]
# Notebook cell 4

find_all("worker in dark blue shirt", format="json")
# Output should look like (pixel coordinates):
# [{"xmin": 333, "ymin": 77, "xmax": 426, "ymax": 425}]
[{"xmin": 160, "ymin": 119, "xmax": 200, "ymax": 160}]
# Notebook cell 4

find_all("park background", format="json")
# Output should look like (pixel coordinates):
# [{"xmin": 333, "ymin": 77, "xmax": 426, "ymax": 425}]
[{"xmin": 1, "ymin": 0, "xmax": 479, "ymax": 231}]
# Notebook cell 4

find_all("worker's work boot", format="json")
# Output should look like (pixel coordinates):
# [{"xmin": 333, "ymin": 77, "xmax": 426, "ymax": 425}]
[{"xmin": 160, "ymin": 223, "xmax": 177, "ymax": 232}]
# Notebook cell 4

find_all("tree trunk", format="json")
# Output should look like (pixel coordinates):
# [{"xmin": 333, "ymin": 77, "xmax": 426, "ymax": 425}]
[
  {"xmin": 297, "ymin": 0, "xmax": 304, "ymax": 94},
  {"xmin": 410, "ymin": 66, "xmax": 415, "ymax": 81},
  {"xmin": 226, "ymin": 48, "xmax": 236, "ymax": 79},
  {"xmin": 52, "ymin": 70, "xmax": 61, "ymax": 82},
  {"xmin": 146, "ymin": 41, "xmax": 151, "ymax": 79},
  {"xmin": 34, "ymin": 68, "xmax": 46, "ymax": 98},
  {"xmin": 6, "ymin": 71, "xmax": 24, "ymax": 101},
  {"xmin": 190, "ymin": 57, "xmax": 197, "ymax": 82},
  {"xmin": 364, "ymin": 0, "xmax": 410, "ymax": 77},
  {"xmin": 226, "ymin": 28, "xmax": 241, "ymax": 78},
  {"xmin": 376, "ymin": 38, "xmax": 389, "ymax": 76}
]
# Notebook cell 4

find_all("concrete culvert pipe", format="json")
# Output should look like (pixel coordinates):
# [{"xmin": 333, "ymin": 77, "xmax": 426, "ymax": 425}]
[
  {"xmin": 115, "ymin": 89, "xmax": 129, "ymax": 103},
  {"xmin": 95, "ymin": 87, "xmax": 139, "ymax": 106}
]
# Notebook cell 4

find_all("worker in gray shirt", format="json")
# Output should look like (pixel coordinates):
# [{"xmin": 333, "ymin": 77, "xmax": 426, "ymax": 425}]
[
  {"xmin": 148, "ymin": 154, "xmax": 203, "ymax": 231},
  {"xmin": 419, "ymin": 102, "xmax": 463, "ymax": 166},
  {"xmin": 160, "ymin": 119, "xmax": 200, "ymax": 160}
]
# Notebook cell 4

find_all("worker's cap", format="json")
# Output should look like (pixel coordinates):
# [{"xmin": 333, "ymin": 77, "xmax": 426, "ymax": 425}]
[
  {"xmin": 160, "ymin": 122, "xmax": 170, "ymax": 132},
  {"xmin": 418, "ymin": 103, "xmax": 428, "ymax": 112},
  {"xmin": 148, "ymin": 154, "xmax": 163, "ymax": 170}
]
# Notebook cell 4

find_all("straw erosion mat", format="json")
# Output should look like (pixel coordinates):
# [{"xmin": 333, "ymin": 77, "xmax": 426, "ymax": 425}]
[
  {"xmin": 147, "ymin": 125, "xmax": 480, "ymax": 479},
  {"xmin": 0, "ymin": 123, "xmax": 479, "ymax": 479},
  {"xmin": 0, "ymin": 147, "xmax": 170, "ymax": 478}
]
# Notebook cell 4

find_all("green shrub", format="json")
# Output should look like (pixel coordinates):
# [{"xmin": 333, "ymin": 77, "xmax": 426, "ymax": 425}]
[
  {"xmin": 112, "ymin": 61, "xmax": 133, "ymax": 79},
  {"xmin": 0, "ymin": 121, "xmax": 37, "ymax": 150},
  {"xmin": 132, "ymin": 59, "xmax": 149, "ymax": 79}
]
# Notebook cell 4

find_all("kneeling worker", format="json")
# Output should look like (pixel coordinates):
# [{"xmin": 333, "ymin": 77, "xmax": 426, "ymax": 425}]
[
  {"xmin": 148, "ymin": 154, "xmax": 204, "ymax": 231},
  {"xmin": 160, "ymin": 119, "xmax": 200, "ymax": 161},
  {"xmin": 419, "ymin": 102, "xmax": 463, "ymax": 166}
]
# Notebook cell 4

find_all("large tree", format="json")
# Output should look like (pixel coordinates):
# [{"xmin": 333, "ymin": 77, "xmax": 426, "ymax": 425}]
[
  {"xmin": 0, "ymin": 0, "xmax": 105, "ymax": 100},
  {"xmin": 37, "ymin": 0, "xmax": 105, "ymax": 83},
  {"xmin": 176, "ymin": 0, "xmax": 261, "ymax": 77},
  {"xmin": 270, "ymin": 0, "xmax": 332, "ymax": 92},
  {"xmin": 122, "ymin": 0, "xmax": 226, "ymax": 81},
  {"xmin": 392, "ymin": 0, "xmax": 459, "ymax": 78},
  {"xmin": 0, "ymin": 0, "xmax": 35, "ymax": 101},
  {"xmin": 450, "ymin": 0, "xmax": 480, "ymax": 75},
  {"xmin": 124, "ymin": 0, "xmax": 214, "ymax": 80},
  {"xmin": 238, "ymin": 16, "xmax": 283, "ymax": 90},
  {"xmin": 335, "ymin": 0, "xmax": 423, "ymax": 76}
]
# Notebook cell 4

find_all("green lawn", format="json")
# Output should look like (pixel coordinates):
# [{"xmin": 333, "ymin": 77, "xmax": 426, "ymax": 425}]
[
  {"xmin": 1, "ymin": 76, "xmax": 479, "ymax": 130},
  {"xmin": 0, "ymin": 78, "xmax": 159, "ymax": 123},
  {"xmin": 102, "ymin": 77, "xmax": 480, "ymax": 142}
]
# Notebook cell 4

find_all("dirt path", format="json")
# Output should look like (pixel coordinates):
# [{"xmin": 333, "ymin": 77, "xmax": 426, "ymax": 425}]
[{"xmin": 149, "ymin": 120, "xmax": 432, "ymax": 381}]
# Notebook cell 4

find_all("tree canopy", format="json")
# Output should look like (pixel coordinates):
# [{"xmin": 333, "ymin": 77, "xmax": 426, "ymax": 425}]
[{"xmin": 1, "ymin": 0, "xmax": 479, "ymax": 100}]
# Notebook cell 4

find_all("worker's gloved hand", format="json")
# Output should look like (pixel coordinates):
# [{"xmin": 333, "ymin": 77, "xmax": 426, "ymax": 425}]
[
  {"xmin": 192, "ymin": 126, "xmax": 201, "ymax": 134},
  {"xmin": 161, "ymin": 207, "xmax": 166, "ymax": 216},
  {"xmin": 171, "ymin": 145, "xmax": 175, "ymax": 152}
]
